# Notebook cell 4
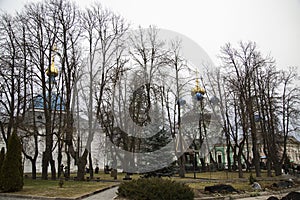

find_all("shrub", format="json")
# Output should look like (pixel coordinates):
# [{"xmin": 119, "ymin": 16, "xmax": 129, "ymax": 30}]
[
  {"xmin": 117, "ymin": 177, "xmax": 194, "ymax": 200},
  {"xmin": 0, "ymin": 131, "xmax": 23, "ymax": 192}
]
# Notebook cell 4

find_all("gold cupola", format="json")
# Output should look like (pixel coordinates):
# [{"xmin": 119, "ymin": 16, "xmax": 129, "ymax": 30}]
[
  {"xmin": 46, "ymin": 45, "xmax": 59, "ymax": 77},
  {"xmin": 191, "ymin": 77, "xmax": 205, "ymax": 95},
  {"xmin": 191, "ymin": 70, "xmax": 205, "ymax": 96},
  {"xmin": 46, "ymin": 58, "xmax": 59, "ymax": 77}
]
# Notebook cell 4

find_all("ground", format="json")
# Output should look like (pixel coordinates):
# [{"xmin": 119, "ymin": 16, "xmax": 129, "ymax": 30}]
[{"xmin": 0, "ymin": 171, "xmax": 299, "ymax": 199}]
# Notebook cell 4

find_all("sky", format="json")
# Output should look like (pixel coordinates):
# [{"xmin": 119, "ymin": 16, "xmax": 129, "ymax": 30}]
[{"xmin": 1, "ymin": 0, "xmax": 300, "ymax": 70}]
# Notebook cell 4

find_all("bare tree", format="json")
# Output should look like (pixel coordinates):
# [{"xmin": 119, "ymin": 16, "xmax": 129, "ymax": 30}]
[
  {"xmin": 49, "ymin": 0, "xmax": 82, "ymax": 180},
  {"xmin": 0, "ymin": 13, "xmax": 26, "ymax": 145},
  {"xmin": 277, "ymin": 68, "xmax": 300, "ymax": 173},
  {"xmin": 19, "ymin": 0, "xmax": 80, "ymax": 180},
  {"xmin": 206, "ymin": 68, "xmax": 233, "ymax": 171},
  {"xmin": 207, "ymin": 64, "xmax": 247, "ymax": 177},
  {"xmin": 220, "ymin": 41, "xmax": 265, "ymax": 177},
  {"xmin": 251, "ymin": 59, "xmax": 279, "ymax": 176},
  {"xmin": 15, "ymin": 13, "xmax": 41, "ymax": 179},
  {"xmin": 28, "ymin": 2, "xmax": 59, "ymax": 180},
  {"xmin": 219, "ymin": 41, "xmax": 300, "ymax": 177},
  {"xmin": 80, "ymin": 3, "xmax": 129, "ymax": 181},
  {"xmin": 124, "ymin": 26, "xmax": 169, "ymax": 169},
  {"xmin": 164, "ymin": 39, "xmax": 189, "ymax": 177},
  {"xmin": 0, "ymin": 11, "xmax": 37, "ymax": 177}
]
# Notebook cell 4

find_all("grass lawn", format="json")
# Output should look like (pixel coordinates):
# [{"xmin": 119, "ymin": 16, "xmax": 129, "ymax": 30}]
[
  {"xmin": 1, "ymin": 172, "xmax": 168, "ymax": 198},
  {"xmin": 4, "ymin": 178, "xmax": 118, "ymax": 198},
  {"xmin": 1, "ymin": 170, "xmax": 295, "ymax": 198},
  {"xmin": 171, "ymin": 171, "xmax": 293, "ymax": 192},
  {"xmin": 7, "ymin": 171, "xmax": 140, "ymax": 198}
]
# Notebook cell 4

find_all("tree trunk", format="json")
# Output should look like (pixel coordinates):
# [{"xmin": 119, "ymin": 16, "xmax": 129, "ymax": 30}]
[
  {"xmin": 178, "ymin": 155, "xmax": 186, "ymax": 178},
  {"xmin": 50, "ymin": 159, "xmax": 56, "ymax": 180},
  {"xmin": 226, "ymin": 135, "xmax": 231, "ymax": 171},
  {"xmin": 266, "ymin": 158, "xmax": 272, "ymax": 177},
  {"xmin": 31, "ymin": 160, "xmax": 37, "ymax": 179},
  {"xmin": 66, "ymin": 151, "xmax": 71, "ymax": 179},
  {"xmin": 274, "ymin": 161, "xmax": 282, "ymax": 176},
  {"xmin": 77, "ymin": 149, "xmax": 88, "ymax": 181},
  {"xmin": 237, "ymin": 149, "xmax": 243, "ymax": 178},
  {"xmin": 42, "ymin": 113, "xmax": 54, "ymax": 180},
  {"xmin": 253, "ymin": 149, "xmax": 261, "ymax": 177},
  {"xmin": 89, "ymin": 152, "xmax": 94, "ymax": 179},
  {"xmin": 57, "ymin": 144, "xmax": 62, "ymax": 178},
  {"xmin": 42, "ymin": 152, "xmax": 48, "ymax": 180}
]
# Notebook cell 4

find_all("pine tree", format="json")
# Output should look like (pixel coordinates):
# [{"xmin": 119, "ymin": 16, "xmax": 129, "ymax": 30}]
[{"xmin": 0, "ymin": 131, "xmax": 23, "ymax": 192}]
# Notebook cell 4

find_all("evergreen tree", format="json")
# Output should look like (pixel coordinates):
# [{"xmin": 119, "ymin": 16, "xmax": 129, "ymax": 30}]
[
  {"xmin": 0, "ymin": 131, "xmax": 23, "ymax": 192},
  {"xmin": 0, "ymin": 147, "xmax": 5, "ymax": 189}
]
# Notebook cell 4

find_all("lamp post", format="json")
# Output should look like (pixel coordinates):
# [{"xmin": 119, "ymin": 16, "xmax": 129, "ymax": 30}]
[{"xmin": 191, "ymin": 76, "xmax": 205, "ymax": 179}]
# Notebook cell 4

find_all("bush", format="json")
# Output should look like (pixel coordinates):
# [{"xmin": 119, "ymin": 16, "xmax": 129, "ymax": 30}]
[
  {"xmin": 117, "ymin": 177, "xmax": 194, "ymax": 200},
  {"xmin": 0, "ymin": 131, "xmax": 23, "ymax": 192}
]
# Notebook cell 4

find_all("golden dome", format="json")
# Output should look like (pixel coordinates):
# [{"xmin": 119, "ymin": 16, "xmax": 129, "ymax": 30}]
[
  {"xmin": 191, "ymin": 78, "xmax": 205, "ymax": 95},
  {"xmin": 46, "ymin": 57, "xmax": 58, "ymax": 77},
  {"xmin": 192, "ymin": 86, "xmax": 205, "ymax": 95},
  {"xmin": 46, "ymin": 45, "xmax": 59, "ymax": 77}
]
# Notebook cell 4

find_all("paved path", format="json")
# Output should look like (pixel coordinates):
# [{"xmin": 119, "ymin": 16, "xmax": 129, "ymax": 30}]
[{"xmin": 83, "ymin": 186, "xmax": 119, "ymax": 200}]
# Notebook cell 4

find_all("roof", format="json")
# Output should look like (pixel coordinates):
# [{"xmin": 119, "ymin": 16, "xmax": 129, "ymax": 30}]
[{"xmin": 32, "ymin": 94, "xmax": 65, "ymax": 111}]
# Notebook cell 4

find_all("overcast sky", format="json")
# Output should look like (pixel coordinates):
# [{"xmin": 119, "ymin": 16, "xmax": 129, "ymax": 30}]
[{"xmin": 1, "ymin": 0, "xmax": 300, "ymax": 70}]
